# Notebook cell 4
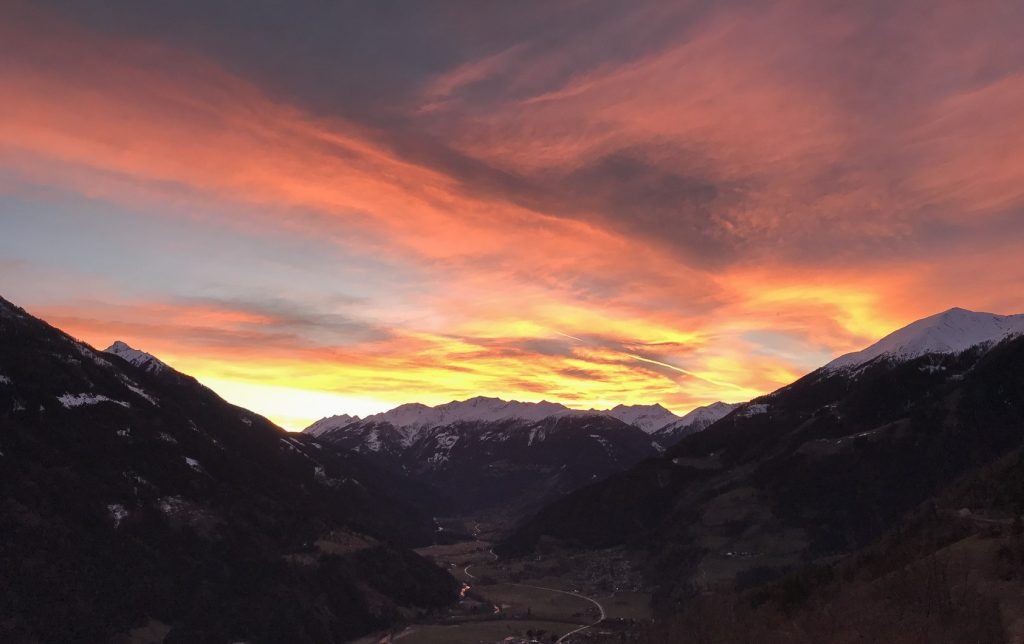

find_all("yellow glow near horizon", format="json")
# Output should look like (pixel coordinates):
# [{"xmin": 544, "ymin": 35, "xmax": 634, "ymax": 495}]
[{"xmin": 196, "ymin": 376, "xmax": 394, "ymax": 431}]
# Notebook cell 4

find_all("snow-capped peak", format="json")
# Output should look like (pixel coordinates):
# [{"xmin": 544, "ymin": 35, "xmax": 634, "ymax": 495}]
[
  {"xmin": 303, "ymin": 414, "xmax": 361, "ymax": 437},
  {"xmin": 652, "ymin": 401, "xmax": 739, "ymax": 436},
  {"xmin": 675, "ymin": 401, "xmax": 740, "ymax": 427},
  {"xmin": 601, "ymin": 403, "xmax": 680, "ymax": 434},
  {"xmin": 366, "ymin": 396, "xmax": 570, "ymax": 431},
  {"xmin": 104, "ymin": 341, "xmax": 169, "ymax": 374},
  {"xmin": 824, "ymin": 307, "xmax": 1024, "ymax": 372}
]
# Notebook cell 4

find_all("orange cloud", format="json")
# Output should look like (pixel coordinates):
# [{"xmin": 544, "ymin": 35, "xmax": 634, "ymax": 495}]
[{"xmin": 4, "ymin": 2, "xmax": 1024, "ymax": 429}]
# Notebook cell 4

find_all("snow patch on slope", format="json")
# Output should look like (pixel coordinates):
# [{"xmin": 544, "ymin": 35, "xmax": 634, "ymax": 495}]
[
  {"xmin": 107, "ymin": 504, "xmax": 129, "ymax": 528},
  {"xmin": 739, "ymin": 403, "xmax": 769, "ymax": 417},
  {"xmin": 58, "ymin": 393, "xmax": 131, "ymax": 408}
]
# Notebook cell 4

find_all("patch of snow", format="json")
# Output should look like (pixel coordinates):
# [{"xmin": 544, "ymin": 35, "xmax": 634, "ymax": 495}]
[
  {"xmin": 240, "ymin": 417, "xmax": 253, "ymax": 426},
  {"xmin": 589, "ymin": 434, "xmax": 617, "ymax": 458},
  {"xmin": 184, "ymin": 456, "xmax": 203, "ymax": 473},
  {"xmin": 427, "ymin": 452, "xmax": 450, "ymax": 465},
  {"xmin": 527, "ymin": 425, "xmax": 547, "ymax": 446},
  {"xmin": 0, "ymin": 374, "xmax": 11, "ymax": 385},
  {"xmin": 116, "ymin": 427, "xmax": 131, "ymax": 438},
  {"xmin": 74, "ymin": 343, "xmax": 112, "ymax": 368},
  {"xmin": 426, "ymin": 431, "xmax": 460, "ymax": 466},
  {"xmin": 157, "ymin": 496, "xmax": 187, "ymax": 515},
  {"xmin": 313, "ymin": 465, "xmax": 333, "ymax": 485},
  {"xmin": 58, "ymin": 393, "xmax": 131, "ymax": 409},
  {"xmin": 122, "ymin": 471, "xmax": 149, "ymax": 487},
  {"xmin": 107, "ymin": 503, "xmax": 129, "ymax": 528},
  {"xmin": 124, "ymin": 381, "xmax": 158, "ymax": 405},
  {"xmin": 363, "ymin": 429, "xmax": 382, "ymax": 452},
  {"xmin": 156, "ymin": 432, "xmax": 178, "ymax": 444},
  {"xmin": 739, "ymin": 403, "xmax": 769, "ymax": 417},
  {"xmin": 825, "ymin": 307, "xmax": 1024, "ymax": 372},
  {"xmin": 279, "ymin": 438, "xmax": 315, "ymax": 460},
  {"xmin": 435, "ymin": 432, "xmax": 459, "ymax": 449}
]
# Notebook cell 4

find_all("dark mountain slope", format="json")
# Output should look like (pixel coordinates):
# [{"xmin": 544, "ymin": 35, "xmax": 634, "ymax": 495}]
[
  {"xmin": 0, "ymin": 296, "xmax": 457, "ymax": 643},
  {"xmin": 642, "ymin": 447, "xmax": 1024, "ymax": 643},
  {"xmin": 502, "ymin": 336, "xmax": 1024, "ymax": 608},
  {"xmin": 314, "ymin": 414, "xmax": 660, "ymax": 516}
]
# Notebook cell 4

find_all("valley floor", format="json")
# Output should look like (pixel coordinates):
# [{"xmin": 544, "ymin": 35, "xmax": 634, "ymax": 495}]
[{"xmin": 355, "ymin": 518, "xmax": 653, "ymax": 644}]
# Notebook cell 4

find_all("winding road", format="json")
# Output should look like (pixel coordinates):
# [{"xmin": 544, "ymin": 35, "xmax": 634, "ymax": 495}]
[
  {"xmin": 464, "ymin": 549, "xmax": 607, "ymax": 643},
  {"xmin": 510, "ymin": 582, "xmax": 606, "ymax": 643}
]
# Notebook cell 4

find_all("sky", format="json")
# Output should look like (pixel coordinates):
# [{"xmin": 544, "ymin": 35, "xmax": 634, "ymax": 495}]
[{"xmin": 3, "ymin": 1, "xmax": 1024, "ymax": 430}]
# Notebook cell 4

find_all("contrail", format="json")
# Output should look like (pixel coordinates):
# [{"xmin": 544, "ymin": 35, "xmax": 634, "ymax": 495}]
[
  {"xmin": 626, "ymin": 353, "xmax": 748, "ymax": 392},
  {"xmin": 556, "ymin": 329, "xmax": 747, "ymax": 392},
  {"xmin": 554, "ymin": 331, "xmax": 586, "ymax": 342}
]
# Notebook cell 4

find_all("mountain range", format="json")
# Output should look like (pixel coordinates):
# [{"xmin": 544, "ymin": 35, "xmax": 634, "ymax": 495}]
[
  {"xmin": 306, "ymin": 396, "xmax": 736, "ymax": 442},
  {"xmin": 5, "ymin": 296, "xmax": 1024, "ymax": 642},
  {"xmin": 302, "ymin": 397, "xmax": 738, "ymax": 516},
  {"xmin": 501, "ymin": 307, "xmax": 1024, "ymax": 628}
]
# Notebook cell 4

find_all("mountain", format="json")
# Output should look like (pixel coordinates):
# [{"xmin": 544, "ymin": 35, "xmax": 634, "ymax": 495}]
[
  {"xmin": 650, "ymin": 401, "xmax": 741, "ymax": 447},
  {"xmin": 303, "ymin": 397, "xmax": 713, "ymax": 445},
  {"xmin": 308, "ymin": 412, "xmax": 662, "ymax": 516},
  {"xmin": 105, "ymin": 339, "xmax": 170, "ymax": 374},
  {"xmin": 644, "ymin": 446, "xmax": 1024, "ymax": 642},
  {"xmin": 825, "ymin": 307, "xmax": 1024, "ymax": 372},
  {"xmin": 602, "ymin": 403, "xmax": 681, "ymax": 433},
  {"xmin": 501, "ymin": 307, "xmax": 1024, "ymax": 614},
  {"xmin": 0, "ymin": 297, "xmax": 457, "ymax": 642},
  {"xmin": 371, "ymin": 396, "xmax": 570, "ymax": 430},
  {"xmin": 303, "ymin": 397, "xmax": 744, "ymax": 515},
  {"xmin": 304, "ymin": 413, "xmax": 360, "ymax": 437}
]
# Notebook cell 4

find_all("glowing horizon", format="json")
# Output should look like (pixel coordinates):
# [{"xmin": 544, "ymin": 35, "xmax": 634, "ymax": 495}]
[{"xmin": 4, "ymin": 1, "xmax": 1024, "ymax": 430}]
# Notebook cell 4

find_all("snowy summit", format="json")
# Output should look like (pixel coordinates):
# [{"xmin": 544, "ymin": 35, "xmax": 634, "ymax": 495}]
[
  {"xmin": 104, "ymin": 340, "xmax": 169, "ymax": 374},
  {"xmin": 304, "ymin": 414, "xmax": 361, "ymax": 437},
  {"xmin": 600, "ymin": 403, "xmax": 680, "ymax": 433},
  {"xmin": 825, "ymin": 307, "xmax": 1024, "ymax": 372},
  {"xmin": 364, "ymin": 396, "xmax": 569, "ymax": 430}
]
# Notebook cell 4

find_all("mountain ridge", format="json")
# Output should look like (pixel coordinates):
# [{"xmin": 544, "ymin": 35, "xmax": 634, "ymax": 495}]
[
  {"xmin": 825, "ymin": 306, "xmax": 1024, "ymax": 372},
  {"xmin": 500, "ymin": 306, "xmax": 1024, "ymax": 616},
  {"xmin": 303, "ymin": 396, "xmax": 738, "ymax": 439},
  {"xmin": 0, "ymin": 295, "xmax": 457, "ymax": 642}
]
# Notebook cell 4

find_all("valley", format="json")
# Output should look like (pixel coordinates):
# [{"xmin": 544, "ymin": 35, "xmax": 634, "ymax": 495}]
[
  {"xmin": 3, "ymin": 297, "xmax": 1024, "ymax": 642},
  {"xmin": 361, "ymin": 517, "xmax": 651, "ymax": 644}
]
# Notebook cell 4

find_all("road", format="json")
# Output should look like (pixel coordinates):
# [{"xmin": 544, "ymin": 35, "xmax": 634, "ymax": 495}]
[
  {"xmin": 508, "ymin": 582, "xmax": 606, "ymax": 643},
  {"xmin": 465, "ymin": 548, "xmax": 606, "ymax": 643}
]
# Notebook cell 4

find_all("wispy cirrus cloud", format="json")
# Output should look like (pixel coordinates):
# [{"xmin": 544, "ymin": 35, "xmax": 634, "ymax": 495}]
[{"xmin": 3, "ymin": 0, "xmax": 1024, "ymax": 428}]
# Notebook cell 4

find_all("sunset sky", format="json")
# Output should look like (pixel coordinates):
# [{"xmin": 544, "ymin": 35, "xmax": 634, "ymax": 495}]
[{"xmin": 3, "ymin": 1, "xmax": 1024, "ymax": 430}]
